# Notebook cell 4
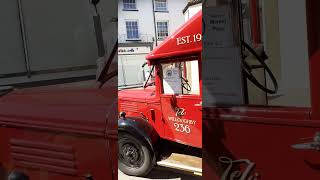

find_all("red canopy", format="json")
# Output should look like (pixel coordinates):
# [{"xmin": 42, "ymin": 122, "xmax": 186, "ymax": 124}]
[{"xmin": 146, "ymin": 11, "xmax": 202, "ymax": 63}]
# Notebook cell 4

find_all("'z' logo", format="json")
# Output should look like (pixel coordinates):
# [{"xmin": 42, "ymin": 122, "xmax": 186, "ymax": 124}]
[{"xmin": 175, "ymin": 107, "xmax": 186, "ymax": 116}]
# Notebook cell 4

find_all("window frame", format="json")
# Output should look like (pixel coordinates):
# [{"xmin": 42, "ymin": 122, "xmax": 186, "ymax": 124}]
[
  {"xmin": 156, "ymin": 21, "xmax": 169, "ymax": 40},
  {"xmin": 123, "ymin": 0, "xmax": 138, "ymax": 11},
  {"xmin": 125, "ymin": 20, "xmax": 140, "ymax": 40},
  {"xmin": 154, "ymin": 0, "xmax": 168, "ymax": 12}
]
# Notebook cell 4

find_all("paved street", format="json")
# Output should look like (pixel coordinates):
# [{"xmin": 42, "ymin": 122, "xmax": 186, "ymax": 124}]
[{"xmin": 118, "ymin": 167, "xmax": 201, "ymax": 180}]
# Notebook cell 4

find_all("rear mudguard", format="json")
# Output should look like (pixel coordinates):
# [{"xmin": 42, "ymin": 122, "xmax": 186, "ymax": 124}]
[{"xmin": 118, "ymin": 117, "xmax": 159, "ymax": 156}]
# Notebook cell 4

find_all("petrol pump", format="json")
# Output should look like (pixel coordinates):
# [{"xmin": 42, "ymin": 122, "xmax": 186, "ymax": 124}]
[
  {"xmin": 203, "ymin": 0, "xmax": 320, "ymax": 179},
  {"xmin": 118, "ymin": 11, "xmax": 202, "ymax": 176}
]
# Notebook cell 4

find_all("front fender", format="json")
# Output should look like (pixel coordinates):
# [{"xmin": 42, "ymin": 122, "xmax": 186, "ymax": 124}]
[{"xmin": 118, "ymin": 117, "xmax": 159, "ymax": 153}]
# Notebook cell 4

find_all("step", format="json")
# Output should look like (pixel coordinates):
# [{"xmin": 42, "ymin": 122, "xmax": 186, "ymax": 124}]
[{"xmin": 157, "ymin": 153, "xmax": 202, "ymax": 176}]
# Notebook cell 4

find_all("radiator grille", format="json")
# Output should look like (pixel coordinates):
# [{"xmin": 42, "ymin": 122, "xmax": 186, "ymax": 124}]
[
  {"xmin": 10, "ymin": 139, "xmax": 77, "ymax": 176},
  {"xmin": 119, "ymin": 102, "xmax": 139, "ymax": 113}
]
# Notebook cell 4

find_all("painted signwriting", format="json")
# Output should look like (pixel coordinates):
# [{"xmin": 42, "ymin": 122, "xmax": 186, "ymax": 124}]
[
  {"xmin": 168, "ymin": 112, "xmax": 196, "ymax": 134},
  {"xmin": 175, "ymin": 107, "xmax": 186, "ymax": 116},
  {"xmin": 219, "ymin": 156, "xmax": 260, "ymax": 180},
  {"xmin": 177, "ymin": 33, "xmax": 202, "ymax": 45},
  {"xmin": 168, "ymin": 116, "xmax": 196, "ymax": 125}
]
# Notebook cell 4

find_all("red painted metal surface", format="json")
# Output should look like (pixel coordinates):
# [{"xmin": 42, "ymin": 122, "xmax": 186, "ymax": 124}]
[
  {"xmin": 203, "ymin": 106, "xmax": 320, "ymax": 180},
  {"xmin": 309, "ymin": 51, "xmax": 320, "ymax": 120},
  {"xmin": 0, "ymin": 71, "xmax": 117, "ymax": 179},
  {"xmin": 118, "ymin": 86, "xmax": 164, "ymax": 137},
  {"xmin": 146, "ymin": 11, "xmax": 202, "ymax": 62},
  {"xmin": 119, "ymin": 12, "xmax": 202, "ymax": 149},
  {"xmin": 160, "ymin": 94, "xmax": 202, "ymax": 147}
]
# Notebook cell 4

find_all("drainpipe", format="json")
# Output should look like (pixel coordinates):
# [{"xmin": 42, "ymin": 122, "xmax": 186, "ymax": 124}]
[{"xmin": 151, "ymin": 0, "xmax": 158, "ymax": 46}]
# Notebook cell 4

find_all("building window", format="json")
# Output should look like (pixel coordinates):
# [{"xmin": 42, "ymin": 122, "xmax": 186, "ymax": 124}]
[
  {"xmin": 157, "ymin": 21, "xmax": 168, "ymax": 40},
  {"xmin": 123, "ymin": 0, "xmax": 137, "ymax": 10},
  {"xmin": 126, "ymin": 21, "xmax": 139, "ymax": 40},
  {"xmin": 154, "ymin": 0, "xmax": 168, "ymax": 12}
]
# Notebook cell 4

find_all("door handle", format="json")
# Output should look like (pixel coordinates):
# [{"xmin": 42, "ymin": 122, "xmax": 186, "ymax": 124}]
[{"xmin": 291, "ymin": 132, "xmax": 320, "ymax": 151}]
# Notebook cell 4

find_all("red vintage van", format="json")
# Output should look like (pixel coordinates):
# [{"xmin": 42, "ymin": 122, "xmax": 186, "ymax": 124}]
[
  {"xmin": 118, "ymin": 11, "xmax": 202, "ymax": 176},
  {"xmin": 0, "ymin": 43, "xmax": 118, "ymax": 180}
]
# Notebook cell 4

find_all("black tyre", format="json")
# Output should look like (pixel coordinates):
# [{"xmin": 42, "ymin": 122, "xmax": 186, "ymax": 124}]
[{"xmin": 118, "ymin": 133, "xmax": 155, "ymax": 177}]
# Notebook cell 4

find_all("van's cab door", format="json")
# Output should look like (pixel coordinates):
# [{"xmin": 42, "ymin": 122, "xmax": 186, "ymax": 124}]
[{"xmin": 159, "ymin": 59, "xmax": 202, "ymax": 148}]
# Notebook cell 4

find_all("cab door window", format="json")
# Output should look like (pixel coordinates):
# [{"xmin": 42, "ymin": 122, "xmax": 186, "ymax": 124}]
[{"xmin": 161, "ymin": 60, "xmax": 200, "ymax": 95}]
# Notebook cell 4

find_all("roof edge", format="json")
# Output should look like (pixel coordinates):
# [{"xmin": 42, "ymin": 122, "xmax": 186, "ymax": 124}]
[{"xmin": 183, "ymin": 0, "xmax": 202, "ymax": 14}]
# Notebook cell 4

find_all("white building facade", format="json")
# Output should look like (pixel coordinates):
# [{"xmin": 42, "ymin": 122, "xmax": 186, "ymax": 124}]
[
  {"xmin": 183, "ymin": 0, "xmax": 202, "ymax": 21},
  {"xmin": 118, "ymin": 0, "xmax": 188, "ymax": 87}
]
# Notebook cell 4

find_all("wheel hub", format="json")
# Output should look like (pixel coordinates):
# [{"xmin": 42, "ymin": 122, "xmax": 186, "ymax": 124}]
[
  {"xmin": 120, "ymin": 142, "xmax": 144, "ymax": 168},
  {"xmin": 124, "ymin": 145, "xmax": 139, "ymax": 162}
]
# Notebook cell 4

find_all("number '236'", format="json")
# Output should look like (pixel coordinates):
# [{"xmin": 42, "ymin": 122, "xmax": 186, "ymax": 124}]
[{"xmin": 174, "ymin": 123, "xmax": 191, "ymax": 133}]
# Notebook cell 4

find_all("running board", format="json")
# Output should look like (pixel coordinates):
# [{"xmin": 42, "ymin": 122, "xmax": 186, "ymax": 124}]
[{"xmin": 156, "ymin": 153, "xmax": 202, "ymax": 176}]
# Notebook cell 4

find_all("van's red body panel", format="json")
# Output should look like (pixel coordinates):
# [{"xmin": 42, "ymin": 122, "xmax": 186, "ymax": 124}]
[{"xmin": 0, "ymin": 74, "xmax": 117, "ymax": 179}]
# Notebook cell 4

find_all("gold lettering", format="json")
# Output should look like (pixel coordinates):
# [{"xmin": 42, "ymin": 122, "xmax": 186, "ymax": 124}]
[{"xmin": 167, "ymin": 116, "xmax": 196, "ymax": 125}]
